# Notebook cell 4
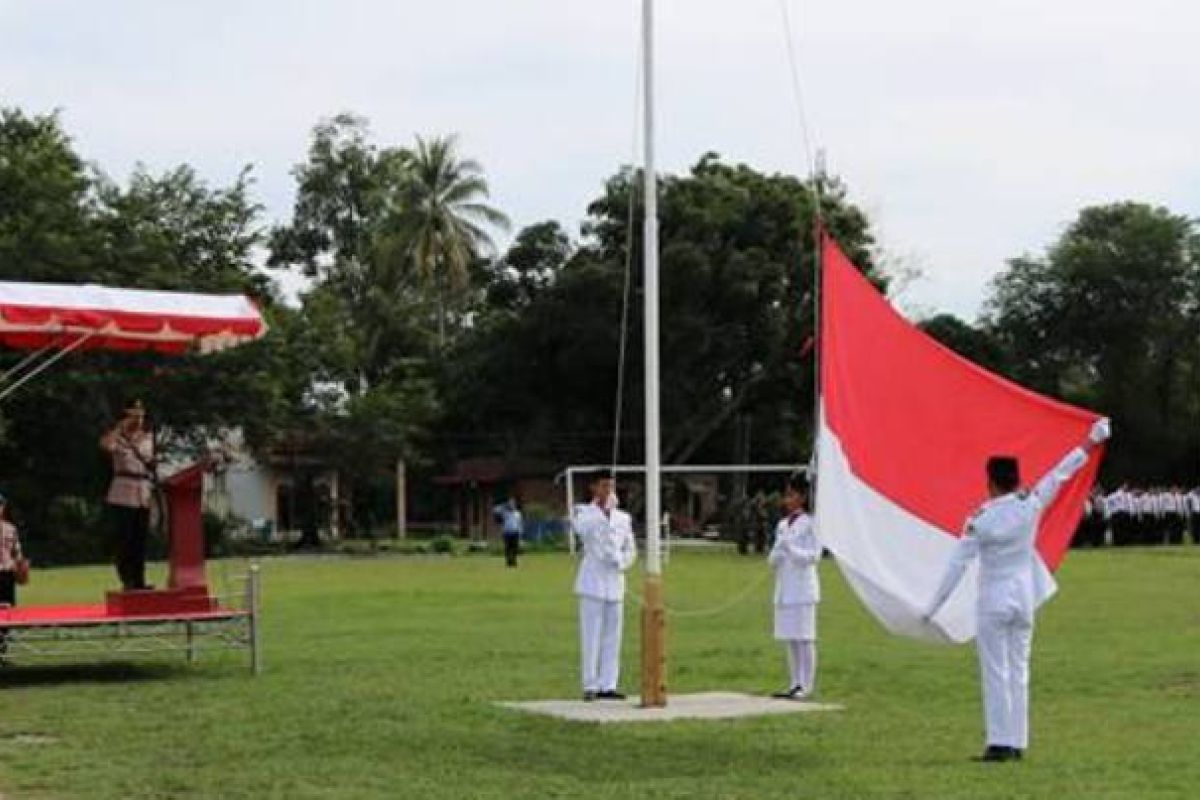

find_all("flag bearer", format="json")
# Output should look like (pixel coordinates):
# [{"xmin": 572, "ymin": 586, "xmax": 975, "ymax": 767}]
[
  {"xmin": 573, "ymin": 469, "xmax": 637, "ymax": 701},
  {"xmin": 925, "ymin": 418, "xmax": 1111, "ymax": 762},
  {"xmin": 768, "ymin": 471, "xmax": 822, "ymax": 700}
]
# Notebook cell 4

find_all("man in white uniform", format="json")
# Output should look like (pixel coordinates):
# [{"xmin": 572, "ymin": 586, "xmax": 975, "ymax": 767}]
[
  {"xmin": 573, "ymin": 469, "xmax": 637, "ymax": 701},
  {"xmin": 925, "ymin": 418, "xmax": 1111, "ymax": 762}
]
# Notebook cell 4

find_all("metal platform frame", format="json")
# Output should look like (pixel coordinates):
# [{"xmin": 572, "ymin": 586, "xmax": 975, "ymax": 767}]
[{"xmin": 0, "ymin": 565, "xmax": 262, "ymax": 675}]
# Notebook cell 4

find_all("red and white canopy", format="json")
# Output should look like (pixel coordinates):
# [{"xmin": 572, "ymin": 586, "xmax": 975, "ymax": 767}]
[{"xmin": 0, "ymin": 282, "xmax": 266, "ymax": 354}]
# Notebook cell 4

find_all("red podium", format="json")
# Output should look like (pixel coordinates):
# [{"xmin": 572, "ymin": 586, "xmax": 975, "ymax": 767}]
[{"xmin": 106, "ymin": 463, "xmax": 217, "ymax": 615}]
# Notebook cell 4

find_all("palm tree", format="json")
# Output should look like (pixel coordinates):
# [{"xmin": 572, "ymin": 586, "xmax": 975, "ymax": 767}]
[{"xmin": 382, "ymin": 135, "xmax": 510, "ymax": 348}]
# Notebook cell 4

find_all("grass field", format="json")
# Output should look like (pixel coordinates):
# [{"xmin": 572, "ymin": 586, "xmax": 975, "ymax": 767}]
[{"xmin": 1, "ymin": 547, "xmax": 1198, "ymax": 799}]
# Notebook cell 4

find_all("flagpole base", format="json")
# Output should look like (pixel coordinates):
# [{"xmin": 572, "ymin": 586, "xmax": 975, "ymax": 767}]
[{"xmin": 640, "ymin": 573, "xmax": 667, "ymax": 707}]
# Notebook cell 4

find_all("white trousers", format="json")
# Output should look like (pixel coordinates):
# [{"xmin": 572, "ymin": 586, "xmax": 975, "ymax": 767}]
[
  {"xmin": 579, "ymin": 596, "xmax": 623, "ymax": 693},
  {"xmin": 976, "ymin": 610, "xmax": 1034, "ymax": 749}
]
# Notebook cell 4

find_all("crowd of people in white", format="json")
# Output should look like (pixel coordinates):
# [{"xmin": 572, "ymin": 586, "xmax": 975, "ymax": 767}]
[{"xmin": 1076, "ymin": 487, "xmax": 1200, "ymax": 546}]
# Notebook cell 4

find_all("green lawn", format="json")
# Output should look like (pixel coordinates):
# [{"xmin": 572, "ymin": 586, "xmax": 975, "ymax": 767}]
[{"xmin": 2, "ymin": 547, "xmax": 1198, "ymax": 799}]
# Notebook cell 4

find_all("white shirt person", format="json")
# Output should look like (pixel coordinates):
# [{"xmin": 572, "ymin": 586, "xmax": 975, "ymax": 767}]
[
  {"xmin": 573, "ymin": 470, "xmax": 637, "ymax": 701},
  {"xmin": 925, "ymin": 418, "xmax": 1110, "ymax": 763},
  {"xmin": 768, "ymin": 472, "xmax": 821, "ymax": 699}
]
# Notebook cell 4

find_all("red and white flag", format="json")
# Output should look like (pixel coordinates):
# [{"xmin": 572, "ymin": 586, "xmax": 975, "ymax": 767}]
[{"xmin": 814, "ymin": 234, "xmax": 1104, "ymax": 643}]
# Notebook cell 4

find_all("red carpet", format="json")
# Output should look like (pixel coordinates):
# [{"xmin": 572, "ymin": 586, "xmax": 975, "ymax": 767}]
[{"xmin": 0, "ymin": 603, "xmax": 244, "ymax": 628}]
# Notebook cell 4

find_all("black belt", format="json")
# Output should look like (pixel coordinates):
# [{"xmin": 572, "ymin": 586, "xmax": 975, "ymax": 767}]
[{"xmin": 115, "ymin": 472, "xmax": 152, "ymax": 481}]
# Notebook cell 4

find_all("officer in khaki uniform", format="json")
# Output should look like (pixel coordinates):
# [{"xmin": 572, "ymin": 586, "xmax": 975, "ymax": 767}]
[{"xmin": 100, "ymin": 400, "xmax": 156, "ymax": 590}]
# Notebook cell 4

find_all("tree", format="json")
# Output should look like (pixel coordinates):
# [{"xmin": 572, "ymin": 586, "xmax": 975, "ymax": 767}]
[
  {"xmin": 484, "ymin": 221, "xmax": 572, "ymax": 311},
  {"xmin": 437, "ymin": 155, "xmax": 882, "ymax": 475},
  {"xmin": 0, "ymin": 108, "xmax": 97, "ymax": 283},
  {"xmin": 984, "ymin": 202, "xmax": 1200, "ymax": 482},
  {"xmin": 269, "ymin": 118, "xmax": 511, "ymax": 530},
  {"xmin": 379, "ymin": 134, "xmax": 510, "ymax": 348}
]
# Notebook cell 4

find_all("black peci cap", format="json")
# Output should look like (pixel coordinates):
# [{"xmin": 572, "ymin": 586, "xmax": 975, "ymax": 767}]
[
  {"xmin": 986, "ymin": 456, "xmax": 1020, "ymax": 492},
  {"xmin": 590, "ymin": 468, "xmax": 614, "ymax": 483}
]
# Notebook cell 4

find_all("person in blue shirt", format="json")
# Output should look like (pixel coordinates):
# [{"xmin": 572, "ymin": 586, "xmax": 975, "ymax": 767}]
[{"xmin": 493, "ymin": 497, "xmax": 524, "ymax": 567}]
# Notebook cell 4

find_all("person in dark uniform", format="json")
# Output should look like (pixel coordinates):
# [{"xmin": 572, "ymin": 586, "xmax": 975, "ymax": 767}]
[{"xmin": 99, "ymin": 400, "xmax": 156, "ymax": 590}]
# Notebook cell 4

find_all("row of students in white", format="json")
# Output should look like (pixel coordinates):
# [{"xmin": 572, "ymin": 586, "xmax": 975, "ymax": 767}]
[
  {"xmin": 571, "ymin": 418, "xmax": 1111, "ymax": 765},
  {"xmin": 1096, "ymin": 488, "xmax": 1200, "ymax": 517}
]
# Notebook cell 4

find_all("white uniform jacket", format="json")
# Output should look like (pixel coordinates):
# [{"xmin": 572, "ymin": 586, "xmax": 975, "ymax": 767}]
[
  {"xmin": 768, "ymin": 512, "xmax": 821, "ymax": 606},
  {"xmin": 573, "ymin": 503, "xmax": 637, "ymax": 602},
  {"xmin": 929, "ymin": 447, "xmax": 1089, "ymax": 620}
]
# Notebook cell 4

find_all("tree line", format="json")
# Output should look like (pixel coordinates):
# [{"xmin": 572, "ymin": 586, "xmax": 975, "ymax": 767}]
[{"xmin": 0, "ymin": 107, "xmax": 1196, "ymax": 560}]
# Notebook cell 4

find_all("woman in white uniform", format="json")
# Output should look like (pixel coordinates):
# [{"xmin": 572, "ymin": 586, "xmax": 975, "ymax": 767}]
[{"xmin": 768, "ymin": 472, "xmax": 822, "ymax": 699}]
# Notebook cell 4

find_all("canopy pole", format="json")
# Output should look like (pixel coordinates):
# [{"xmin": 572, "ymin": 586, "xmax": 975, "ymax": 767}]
[
  {"xmin": 0, "ymin": 339, "xmax": 59, "ymax": 386},
  {"xmin": 640, "ymin": 0, "xmax": 667, "ymax": 709},
  {"xmin": 0, "ymin": 330, "xmax": 96, "ymax": 403}
]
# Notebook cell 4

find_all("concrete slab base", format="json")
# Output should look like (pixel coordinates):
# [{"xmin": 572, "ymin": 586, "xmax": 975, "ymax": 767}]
[{"xmin": 498, "ymin": 691, "xmax": 843, "ymax": 723}]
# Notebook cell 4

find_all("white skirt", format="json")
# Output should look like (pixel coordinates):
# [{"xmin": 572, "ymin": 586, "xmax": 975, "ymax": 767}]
[{"xmin": 774, "ymin": 603, "xmax": 817, "ymax": 641}]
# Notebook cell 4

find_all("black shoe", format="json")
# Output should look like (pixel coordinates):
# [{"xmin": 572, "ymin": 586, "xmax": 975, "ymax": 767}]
[
  {"xmin": 771, "ymin": 685, "xmax": 804, "ymax": 700},
  {"xmin": 976, "ymin": 746, "xmax": 1016, "ymax": 763},
  {"xmin": 1012, "ymin": 749, "xmax": 1024, "ymax": 761},
  {"xmin": 596, "ymin": 691, "xmax": 626, "ymax": 701},
  {"xmin": 582, "ymin": 691, "xmax": 597, "ymax": 702}
]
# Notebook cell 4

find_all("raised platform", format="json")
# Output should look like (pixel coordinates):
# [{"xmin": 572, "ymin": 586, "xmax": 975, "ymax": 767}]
[
  {"xmin": 499, "ymin": 691, "xmax": 844, "ymax": 723},
  {"xmin": 0, "ymin": 569, "xmax": 261, "ymax": 674}
]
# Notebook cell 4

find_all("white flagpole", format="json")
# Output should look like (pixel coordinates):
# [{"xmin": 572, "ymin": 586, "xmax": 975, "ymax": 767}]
[{"xmin": 640, "ymin": 0, "xmax": 667, "ymax": 707}]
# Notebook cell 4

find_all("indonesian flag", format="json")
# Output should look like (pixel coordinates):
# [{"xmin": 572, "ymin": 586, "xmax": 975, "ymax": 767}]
[{"xmin": 814, "ymin": 233, "xmax": 1104, "ymax": 644}]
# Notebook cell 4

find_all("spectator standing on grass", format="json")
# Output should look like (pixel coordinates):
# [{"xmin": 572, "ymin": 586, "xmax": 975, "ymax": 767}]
[
  {"xmin": 0, "ymin": 494, "xmax": 24, "ymax": 608},
  {"xmin": 493, "ymin": 497, "xmax": 523, "ymax": 567},
  {"xmin": 1189, "ymin": 488, "xmax": 1200, "ymax": 543},
  {"xmin": 0, "ymin": 493, "xmax": 26, "ymax": 662}
]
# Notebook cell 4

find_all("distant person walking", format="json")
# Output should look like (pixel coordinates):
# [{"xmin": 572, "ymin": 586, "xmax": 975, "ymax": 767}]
[{"xmin": 494, "ymin": 497, "xmax": 523, "ymax": 567}]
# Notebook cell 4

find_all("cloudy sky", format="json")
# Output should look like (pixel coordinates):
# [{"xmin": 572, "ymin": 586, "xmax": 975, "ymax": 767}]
[{"xmin": 3, "ymin": 0, "xmax": 1197, "ymax": 319}]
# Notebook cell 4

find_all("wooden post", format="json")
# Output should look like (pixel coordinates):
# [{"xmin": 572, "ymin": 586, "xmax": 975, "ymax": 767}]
[
  {"xmin": 640, "ymin": 573, "xmax": 667, "ymax": 706},
  {"xmin": 396, "ymin": 459, "xmax": 407, "ymax": 539},
  {"xmin": 330, "ymin": 470, "xmax": 341, "ymax": 540}
]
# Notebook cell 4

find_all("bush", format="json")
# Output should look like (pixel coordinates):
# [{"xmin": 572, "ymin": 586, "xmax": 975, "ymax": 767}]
[
  {"xmin": 430, "ymin": 535, "xmax": 457, "ymax": 555},
  {"xmin": 203, "ymin": 512, "xmax": 249, "ymax": 558},
  {"xmin": 27, "ymin": 495, "xmax": 109, "ymax": 567}
]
